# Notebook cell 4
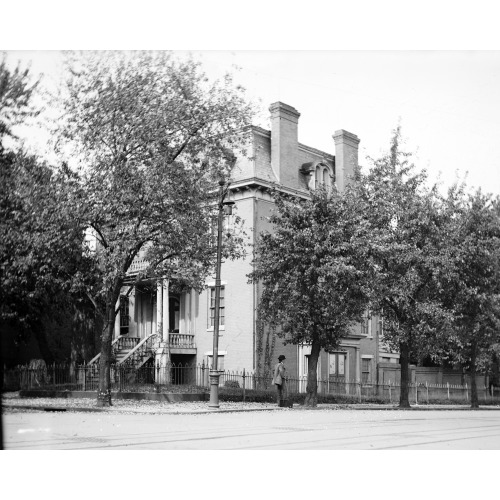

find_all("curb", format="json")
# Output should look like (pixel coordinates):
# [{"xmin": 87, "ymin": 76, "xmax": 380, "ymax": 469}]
[
  {"xmin": 4, "ymin": 403, "xmax": 500, "ymax": 414},
  {"xmin": 3, "ymin": 404, "xmax": 283, "ymax": 415}
]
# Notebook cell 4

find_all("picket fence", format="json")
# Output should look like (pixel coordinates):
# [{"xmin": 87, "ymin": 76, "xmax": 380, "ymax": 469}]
[{"xmin": 3, "ymin": 362, "xmax": 499, "ymax": 404}]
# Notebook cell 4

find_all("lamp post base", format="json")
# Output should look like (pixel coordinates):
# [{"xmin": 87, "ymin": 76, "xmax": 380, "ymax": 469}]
[{"xmin": 208, "ymin": 370, "xmax": 221, "ymax": 408}]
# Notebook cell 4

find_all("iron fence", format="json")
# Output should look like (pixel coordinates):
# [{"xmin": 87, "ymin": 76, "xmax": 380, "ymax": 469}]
[{"xmin": 3, "ymin": 362, "xmax": 500, "ymax": 404}]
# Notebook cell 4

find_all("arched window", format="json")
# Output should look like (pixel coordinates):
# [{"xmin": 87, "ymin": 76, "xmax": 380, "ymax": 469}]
[
  {"xmin": 314, "ymin": 163, "xmax": 332, "ymax": 190},
  {"xmin": 303, "ymin": 161, "xmax": 334, "ymax": 191}
]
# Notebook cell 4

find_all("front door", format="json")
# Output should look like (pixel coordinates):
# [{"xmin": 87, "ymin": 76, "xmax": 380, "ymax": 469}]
[{"xmin": 329, "ymin": 352, "xmax": 347, "ymax": 394}]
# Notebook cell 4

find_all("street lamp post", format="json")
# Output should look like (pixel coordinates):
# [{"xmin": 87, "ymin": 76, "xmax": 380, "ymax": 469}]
[{"xmin": 208, "ymin": 180, "xmax": 233, "ymax": 409}]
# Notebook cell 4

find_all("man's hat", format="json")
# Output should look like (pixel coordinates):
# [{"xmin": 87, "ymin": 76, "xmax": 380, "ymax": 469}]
[{"xmin": 278, "ymin": 355, "xmax": 286, "ymax": 362}]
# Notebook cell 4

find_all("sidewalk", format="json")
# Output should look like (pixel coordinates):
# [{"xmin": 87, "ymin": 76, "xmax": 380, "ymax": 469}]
[{"xmin": 3, "ymin": 392, "xmax": 500, "ymax": 414}]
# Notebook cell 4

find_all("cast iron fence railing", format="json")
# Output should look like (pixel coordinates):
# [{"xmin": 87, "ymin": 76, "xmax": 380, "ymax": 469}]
[{"xmin": 3, "ymin": 363, "xmax": 500, "ymax": 404}]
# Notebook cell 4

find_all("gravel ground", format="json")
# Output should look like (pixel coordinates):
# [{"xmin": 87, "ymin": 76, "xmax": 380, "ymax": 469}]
[
  {"xmin": 1, "ymin": 392, "xmax": 280, "ymax": 414},
  {"xmin": 3, "ymin": 392, "xmax": 498, "ymax": 414}
]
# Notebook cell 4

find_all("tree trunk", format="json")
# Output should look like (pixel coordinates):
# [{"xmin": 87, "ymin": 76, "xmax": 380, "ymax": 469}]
[
  {"xmin": 304, "ymin": 340, "xmax": 321, "ymax": 407},
  {"xmin": 399, "ymin": 341, "xmax": 411, "ymax": 408},
  {"xmin": 96, "ymin": 293, "xmax": 117, "ymax": 407},
  {"xmin": 470, "ymin": 343, "xmax": 479, "ymax": 409}
]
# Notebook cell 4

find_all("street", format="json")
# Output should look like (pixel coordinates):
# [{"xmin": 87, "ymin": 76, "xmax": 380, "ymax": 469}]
[{"xmin": 3, "ymin": 408, "xmax": 500, "ymax": 450}]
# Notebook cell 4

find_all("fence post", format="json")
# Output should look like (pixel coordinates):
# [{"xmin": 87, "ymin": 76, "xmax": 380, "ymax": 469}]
[
  {"xmin": 465, "ymin": 382, "xmax": 468, "ymax": 402},
  {"xmin": 415, "ymin": 383, "xmax": 418, "ymax": 405},
  {"xmin": 426, "ymin": 381, "xmax": 429, "ymax": 404},
  {"xmin": 52, "ymin": 363, "xmax": 56, "ymax": 387},
  {"xmin": 83, "ymin": 362, "xmax": 86, "ymax": 392},
  {"xmin": 447, "ymin": 382, "xmax": 450, "ymax": 400},
  {"xmin": 242, "ymin": 368, "xmax": 246, "ymax": 403},
  {"xmin": 388, "ymin": 381, "xmax": 392, "ymax": 403}
]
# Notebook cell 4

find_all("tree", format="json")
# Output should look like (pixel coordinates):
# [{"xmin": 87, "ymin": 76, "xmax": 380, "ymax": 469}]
[
  {"xmin": 56, "ymin": 51, "xmax": 254, "ymax": 406},
  {"xmin": 249, "ymin": 187, "xmax": 372, "ymax": 407},
  {"xmin": 357, "ymin": 128, "xmax": 454, "ymax": 408},
  {"xmin": 1, "ymin": 56, "xmax": 95, "ymax": 365},
  {"xmin": 443, "ymin": 189, "xmax": 500, "ymax": 407},
  {"xmin": 0, "ymin": 53, "xmax": 40, "ymax": 142}
]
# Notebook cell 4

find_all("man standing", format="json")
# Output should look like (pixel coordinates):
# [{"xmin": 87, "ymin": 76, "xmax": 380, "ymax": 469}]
[{"xmin": 273, "ymin": 355, "xmax": 286, "ymax": 406}]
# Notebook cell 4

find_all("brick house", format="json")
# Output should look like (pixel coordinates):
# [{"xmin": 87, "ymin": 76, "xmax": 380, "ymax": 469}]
[{"xmin": 112, "ymin": 102, "xmax": 398, "ymax": 385}]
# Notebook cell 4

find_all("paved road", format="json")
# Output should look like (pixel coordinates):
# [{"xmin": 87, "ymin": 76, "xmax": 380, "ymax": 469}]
[{"xmin": 3, "ymin": 409, "xmax": 500, "ymax": 450}]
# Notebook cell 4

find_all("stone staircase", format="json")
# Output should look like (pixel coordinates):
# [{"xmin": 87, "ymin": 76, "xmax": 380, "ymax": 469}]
[{"xmin": 85, "ymin": 336, "xmax": 152, "ymax": 388}]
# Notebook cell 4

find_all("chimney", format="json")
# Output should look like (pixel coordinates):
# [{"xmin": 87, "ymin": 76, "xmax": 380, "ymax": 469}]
[
  {"xmin": 333, "ymin": 129, "xmax": 360, "ymax": 191},
  {"xmin": 269, "ymin": 102, "xmax": 300, "ymax": 189}
]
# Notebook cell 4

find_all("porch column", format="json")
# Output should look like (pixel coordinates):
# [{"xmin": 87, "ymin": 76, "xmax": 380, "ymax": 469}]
[
  {"xmin": 156, "ymin": 281, "xmax": 163, "ymax": 337},
  {"xmin": 163, "ymin": 280, "xmax": 169, "ymax": 342},
  {"xmin": 186, "ymin": 290, "xmax": 191, "ymax": 334},
  {"xmin": 128, "ymin": 288, "xmax": 137, "ymax": 337},
  {"xmin": 154, "ymin": 279, "xmax": 171, "ymax": 384},
  {"xmin": 190, "ymin": 288, "xmax": 196, "ymax": 334}
]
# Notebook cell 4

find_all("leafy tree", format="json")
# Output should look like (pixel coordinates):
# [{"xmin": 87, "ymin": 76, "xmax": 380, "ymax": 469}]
[
  {"xmin": 0, "ymin": 56, "xmax": 96, "ymax": 365},
  {"xmin": 249, "ymin": 187, "xmax": 372, "ymax": 407},
  {"xmin": 55, "ymin": 51, "xmax": 254, "ymax": 406},
  {"xmin": 0, "ymin": 148, "xmax": 97, "ymax": 363},
  {"xmin": 0, "ymin": 53, "xmax": 40, "ymax": 142},
  {"xmin": 443, "ymin": 189, "xmax": 500, "ymax": 407},
  {"xmin": 356, "ymin": 128, "xmax": 454, "ymax": 408}
]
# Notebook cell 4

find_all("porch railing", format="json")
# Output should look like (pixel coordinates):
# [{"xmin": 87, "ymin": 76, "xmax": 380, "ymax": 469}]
[
  {"xmin": 128, "ymin": 258, "xmax": 149, "ymax": 273},
  {"xmin": 87, "ymin": 335, "xmax": 140, "ymax": 366},
  {"xmin": 119, "ymin": 333, "xmax": 157, "ymax": 368},
  {"xmin": 169, "ymin": 334, "xmax": 196, "ymax": 349}
]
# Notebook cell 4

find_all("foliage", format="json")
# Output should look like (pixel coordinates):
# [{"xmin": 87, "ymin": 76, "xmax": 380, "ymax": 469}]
[
  {"xmin": 54, "ymin": 51, "xmax": 254, "ymax": 406},
  {"xmin": 441, "ymin": 188, "xmax": 500, "ymax": 407},
  {"xmin": 249, "ymin": 186, "xmax": 373, "ymax": 406},
  {"xmin": 0, "ymin": 56, "xmax": 98, "ymax": 364},
  {"xmin": 0, "ymin": 54, "xmax": 40, "ymax": 142},
  {"xmin": 354, "ymin": 127, "xmax": 455, "ymax": 408},
  {"xmin": 224, "ymin": 380, "xmax": 240, "ymax": 389}
]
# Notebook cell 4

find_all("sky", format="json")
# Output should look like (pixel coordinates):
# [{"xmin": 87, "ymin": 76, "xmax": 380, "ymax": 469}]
[{"xmin": 5, "ymin": 49, "xmax": 500, "ymax": 197}]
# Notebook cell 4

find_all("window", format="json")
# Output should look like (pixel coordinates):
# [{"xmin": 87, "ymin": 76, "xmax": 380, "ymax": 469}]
[
  {"xmin": 361, "ymin": 309, "xmax": 372, "ymax": 337},
  {"xmin": 314, "ymin": 163, "xmax": 333, "ymax": 190},
  {"xmin": 315, "ymin": 166, "xmax": 321, "ymax": 189},
  {"xmin": 304, "ymin": 354, "xmax": 310, "ymax": 375},
  {"xmin": 169, "ymin": 296, "xmax": 180, "ymax": 333},
  {"xmin": 329, "ymin": 352, "xmax": 346, "ymax": 378},
  {"xmin": 362, "ymin": 358, "xmax": 371, "ymax": 383},
  {"xmin": 209, "ymin": 286, "xmax": 225, "ymax": 327},
  {"xmin": 119, "ymin": 295, "xmax": 129, "ymax": 335}
]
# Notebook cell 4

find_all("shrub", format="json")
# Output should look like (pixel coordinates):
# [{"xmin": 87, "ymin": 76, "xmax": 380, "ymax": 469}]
[{"xmin": 224, "ymin": 380, "xmax": 240, "ymax": 389}]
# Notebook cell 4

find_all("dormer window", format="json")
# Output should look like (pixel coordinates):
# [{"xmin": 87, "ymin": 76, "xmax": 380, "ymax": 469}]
[
  {"xmin": 300, "ymin": 160, "xmax": 335, "ymax": 190},
  {"xmin": 314, "ymin": 163, "xmax": 333, "ymax": 190}
]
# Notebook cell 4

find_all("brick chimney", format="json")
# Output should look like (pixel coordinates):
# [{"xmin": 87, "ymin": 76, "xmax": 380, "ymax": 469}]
[
  {"xmin": 270, "ymin": 102, "xmax": 300, "ymax": 189},
  {"xmin": 333, "ymin": 129, "xmax": 360, "ymax": 191}
]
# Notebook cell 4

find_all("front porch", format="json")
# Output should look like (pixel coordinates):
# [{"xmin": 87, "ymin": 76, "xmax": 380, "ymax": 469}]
[{"xmin": 115, "ymin": 278, "xmax": 198, "ymax": 365}]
